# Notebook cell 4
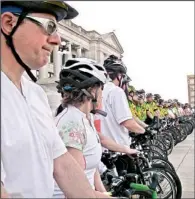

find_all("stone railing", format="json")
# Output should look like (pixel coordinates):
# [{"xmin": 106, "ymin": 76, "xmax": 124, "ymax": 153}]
[{"xmin": 60, "ymin": 20, "xmax": 90, "ymax": 37}]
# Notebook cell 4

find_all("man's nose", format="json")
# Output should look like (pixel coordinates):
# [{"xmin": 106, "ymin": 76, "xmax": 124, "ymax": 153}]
[{"xmin": 48, "ymin": 32, "xmax": 61, "ymax": 46}]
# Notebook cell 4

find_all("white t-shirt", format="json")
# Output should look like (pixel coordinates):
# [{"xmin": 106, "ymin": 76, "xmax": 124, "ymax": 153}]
[
  {"xmin": 53, "ymin": 105, "xmax": 102, "ymax": 198},
  {"xmin": 100, "ymin": 82, "xmax": 133, "ymax": 146},
  {"xmin": 1, "ymin": 72, "xmax": 66, "ymax": 198}
]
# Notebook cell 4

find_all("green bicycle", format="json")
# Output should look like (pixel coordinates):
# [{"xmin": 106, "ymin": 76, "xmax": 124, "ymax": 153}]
[{"xmin": 105, "ymin": 174, "xmax": 158, "ymax": 198}]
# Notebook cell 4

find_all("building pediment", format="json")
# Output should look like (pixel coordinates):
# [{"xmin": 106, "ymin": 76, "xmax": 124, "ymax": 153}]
[{"xmin": 101, "ymin": 32, "xmax": 124, "ymax": 54}]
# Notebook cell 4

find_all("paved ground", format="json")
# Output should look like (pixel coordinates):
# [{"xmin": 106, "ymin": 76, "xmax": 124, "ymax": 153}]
[{"xmin": 169, "ymin": 131, "xmax": 194, "ymax": 198}]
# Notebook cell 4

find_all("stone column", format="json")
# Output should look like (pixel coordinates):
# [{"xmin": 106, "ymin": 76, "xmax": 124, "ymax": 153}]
[
  {"xmin": 54, "ymin": 53, "xmax": 62, "ymax": 80},
  {"xmin": 53, "ymin": 45, "xmax": 62, "ymax": 80},
  {"xmin": 67, "ymin": 42, "xmax": 72, "ymax": 59},
  {"xmin": 85, "ymin": 49, "xmax": 90, "ymax": 59},
  {"xmin": 39, "ymin": 64, "xmax": 48, "ymax": 79},
  {"xmin": 77, "ymin": 46, "xmax": 82, "ymax": 58},
  {"xmin": 99, "ymin": 51, "xmax": 105, "ymax": 65}
]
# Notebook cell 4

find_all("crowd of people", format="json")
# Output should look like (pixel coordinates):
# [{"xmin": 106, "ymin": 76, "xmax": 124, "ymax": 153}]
[
  {"xmin": 1, "ymin": 1, "xmax": 194, "ymax": 198},
  {"xmin": 121, "ymin": 76, "xmax": 194, "ymax": 127}
]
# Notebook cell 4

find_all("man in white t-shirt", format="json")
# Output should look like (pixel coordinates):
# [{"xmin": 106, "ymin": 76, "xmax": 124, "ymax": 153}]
[
  {"xmin": 1, "ymin": 2, "xmax": 97, "ymax": 198},
  {"xmin": 100, "ymin": 55, "xmax": 145, "ymax": 145},
  {"xmin": 100, "ymin": 55, "xmax": 145, "ymax": 173}
]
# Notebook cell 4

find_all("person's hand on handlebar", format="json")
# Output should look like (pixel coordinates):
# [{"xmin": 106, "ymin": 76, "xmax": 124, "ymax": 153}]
[{"xmin": 123, "ymin": 145, "xmax": 139, "ymax": 155}]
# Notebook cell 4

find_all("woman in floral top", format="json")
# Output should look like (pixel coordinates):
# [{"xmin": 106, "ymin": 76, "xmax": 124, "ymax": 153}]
[{"xmin": 53, "ymin": 58, "xmax": 138, "ymax": 198}]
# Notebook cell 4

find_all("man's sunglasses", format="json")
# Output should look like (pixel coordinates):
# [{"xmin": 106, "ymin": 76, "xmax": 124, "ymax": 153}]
[{"xmin": 15, "ymin": 14, "xmax": 58, "ymax": 35}]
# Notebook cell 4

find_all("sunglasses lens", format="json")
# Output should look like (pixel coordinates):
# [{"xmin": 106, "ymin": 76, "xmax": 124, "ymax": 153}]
[{"xmin": 47, "ymin": 21, "xmax": 57, "ymax": 35}]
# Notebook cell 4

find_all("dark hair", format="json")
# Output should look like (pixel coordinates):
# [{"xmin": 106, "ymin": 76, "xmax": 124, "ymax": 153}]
[
  {"xmin": 108, "ymin": 72, "xmax": 119, "ymax": 81},
  {"xmin": 55, "ymin": 83, "xmax": 102, "ymax": 116},
  {"xmin": 55, "ymin": 104, "xmax": 64, "ymax": 116}
]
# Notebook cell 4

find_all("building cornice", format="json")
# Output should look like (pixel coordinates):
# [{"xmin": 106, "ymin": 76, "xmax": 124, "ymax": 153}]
[
  {"xmin": 97, "ymin": 38, "xmax": 123, "ymax": 54},
  {"xmin": 58, "ymin": 20, "xmax": 91, "ymax": 41},
  {"xmin": 59, "ymin": 20, "xmax": 123, "ymax": 54}
]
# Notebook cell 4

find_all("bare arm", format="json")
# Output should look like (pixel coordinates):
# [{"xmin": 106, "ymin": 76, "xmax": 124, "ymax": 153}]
[
  {"xmin": 121, "ymin": 119, "xmax": 145, "ymax": 134},
  {"xmin": 133, "ymin": 116, "xmax": 148, "ymax": 128},
  {"xmin": 167, "ymin": 110, "xmax": 176, "ymax": 119},
  {"xmin": 99, "ymin": 133, "xmax": 138, "ymax": 154},
  {"xmin": 154, "ymin": 110, "xmax": 161, "ymax": 117},
  {"xmin": 146, "ymin": 110, "xmax": 153, "ymax": 119},
  {"xmin": 54, "ymin": 148, "xmax": 112, "ymax": 198},
  {"xmin": 1, "ymin": 183, "xmax": 10, "ymax": 198},
  {"xmin": 54, "ymin": 152, "xmax": 97, "ymax": 198},
  {"xmin": 94, "ymin": 169, "xmax": 106, "ymax": 192},
  {"xmin": 65, "ymin": 148, "xmax": 112, "ymax": 198},
  {"xmin": 94, "ymin": 170, "xmax": 113, "ymax": 198}
]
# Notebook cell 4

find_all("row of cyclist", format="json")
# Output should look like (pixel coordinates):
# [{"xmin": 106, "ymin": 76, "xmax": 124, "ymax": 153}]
[
  {"xmin": 122, "ymin": 84, "xmax": 193, "ymax": 127},
  {"xmin": 53, "ymin": 55, "xmax": 193, "ymax": 198},
  {"xmin": 1, "ymin": 1, "xmax": 193, "ymax": 198}
]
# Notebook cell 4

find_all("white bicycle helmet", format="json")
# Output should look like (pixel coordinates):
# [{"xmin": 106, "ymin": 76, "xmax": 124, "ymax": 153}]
[
  {"xmin": 57, "ymin": 58, "xmax": 108, "ymax": 116},
  {"xmin": 59, "ymin": 58, "xmax": 108, "ymax": 89}
]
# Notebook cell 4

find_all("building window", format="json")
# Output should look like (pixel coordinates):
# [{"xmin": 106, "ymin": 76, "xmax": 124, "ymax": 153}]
[{"xmin": 72, "ymin": 54, "xmax": 76, "ymax": 58}]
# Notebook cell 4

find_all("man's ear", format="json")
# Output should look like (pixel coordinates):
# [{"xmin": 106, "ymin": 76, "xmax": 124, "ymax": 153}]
[{"xmin": 1, "ymin": 12, "xmax": 18, "ymax": 35}]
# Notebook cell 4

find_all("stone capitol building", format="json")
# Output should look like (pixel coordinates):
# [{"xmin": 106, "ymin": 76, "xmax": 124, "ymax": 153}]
[{"xmin": 28, "ymin": 20, "xmax": 124, "ymax": 114}]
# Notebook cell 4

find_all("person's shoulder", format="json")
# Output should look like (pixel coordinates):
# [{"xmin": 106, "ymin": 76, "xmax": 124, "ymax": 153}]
[{"xmin": 55, "ymin": 106, "xmax": 85, "ymax": 126}]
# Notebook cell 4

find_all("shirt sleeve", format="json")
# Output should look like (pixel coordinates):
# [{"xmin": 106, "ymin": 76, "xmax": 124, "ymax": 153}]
[
  {"xmin": 111, "ymin": 88, "xmax": 133, "ymax": 124},
  {"xmin": 52, "ymin": 127, "xmax": 67, "ymax": 159},
  {"xmin": 58, "ymin": 121, "xmax": 86, "ymax": 151}
]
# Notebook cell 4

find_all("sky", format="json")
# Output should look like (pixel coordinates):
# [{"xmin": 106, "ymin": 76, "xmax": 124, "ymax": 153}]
[{"xmin": 67, "ymin": 1, "xmax": 194, "ymax": 103}]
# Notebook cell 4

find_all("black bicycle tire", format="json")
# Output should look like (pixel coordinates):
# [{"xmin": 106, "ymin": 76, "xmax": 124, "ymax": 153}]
[
  {"xmin": 156, "ymin": 133, "xmax": 174, "ymax": 155},
  {"xmin": 185, "ymin": 121, "xmax": 194, "ymax": 135},
  {"xmin": 179, "ymin": 124, "xmax": 188, "ymax": 140},
  {"xmin": 150, "ymin": 156, "xmax": 176, "ymax": 174},
  {"xmin": 165, "ymin": 128, "xmax": 177, "ymax": 145},
  {"xmin": 169, "ymin": 127, "xmax": 181, "ymax": 145},
  {"xmin": 173, "ymin": 127, "xmax": 183, "ymax": 143},
  {"xmin": 150, "ymin": 163, "xmax": 182, "ymax": 199},
  {"xmin": 150, "ymin": 138, "xmax": 168, "ymax": 155},
  {"xmin": 176, "ymin": 125, "xmax": 187, "ymax": 141},
  {"xmin": 143, "ymin": 146, "xmax": 168, "ymax": 160},
  {"xmin": 141, "ymin": 166, "xmax": 177, "ymax": 199}
]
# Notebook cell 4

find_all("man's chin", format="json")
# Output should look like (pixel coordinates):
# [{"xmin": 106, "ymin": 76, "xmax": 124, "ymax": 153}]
[{"xmin": 32, "ymin": 61, "xmax": 49, "ymax": 70}]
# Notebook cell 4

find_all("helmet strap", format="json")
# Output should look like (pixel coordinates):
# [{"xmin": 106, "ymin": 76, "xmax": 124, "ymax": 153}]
[
  {"xmin": 1, "ymin": 10, "xmax": 37, "ymax": 82},
  {"xmin": 81, "ymin": 88, "xmax": 107, "ymax": 117},
  {"xmin": 116, "ymin": 74, "xmax": 124, "ymax": 88}
]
